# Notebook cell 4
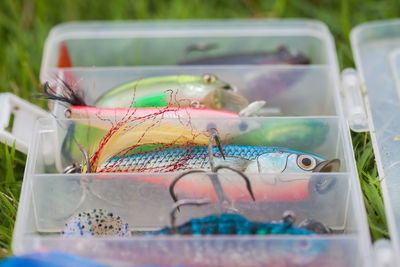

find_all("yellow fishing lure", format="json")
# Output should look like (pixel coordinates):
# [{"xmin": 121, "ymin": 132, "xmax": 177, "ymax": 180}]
[{"xmin": 82, "ymin": 120, "xmax": 210, "ymax": 173}]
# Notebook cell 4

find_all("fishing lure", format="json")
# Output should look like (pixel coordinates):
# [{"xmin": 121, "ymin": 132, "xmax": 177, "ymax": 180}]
[
  {"xmin": 62, "ymin": 209, "xmax": 130, "ymax": 237},
  {"xmin": 146, "ymin": 198, "xmax": 328, "ymax": 265},
  {"xmin": 42, "ymin": 73, "xmax": 249, "ymax": 114},
  {"xmin": 81, "ymin": 121, "xmax": 213, "ymax": 173},
  {"xmin": 98, "ymin": 144, "xmax": 339, "ymax": 174},
  {"xmin": 178, "ymin": 44, "xmax": 310, "ymax": 65},
  {"xmin": 96, "ymin": 74, "xmax": 249, "ymax": 113},
  {"xmin": 92, "ymin": 131, "xmax": 339, "ymax": 202},
  {"xmin": 149, "ymin": 199, "xmax": 316, "ymax": 236}
]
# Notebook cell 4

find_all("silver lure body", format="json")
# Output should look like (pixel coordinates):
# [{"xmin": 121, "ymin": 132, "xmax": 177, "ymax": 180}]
[{"xmin": 97, "ymin": 145, "xmax": 326, "ymax": 173}]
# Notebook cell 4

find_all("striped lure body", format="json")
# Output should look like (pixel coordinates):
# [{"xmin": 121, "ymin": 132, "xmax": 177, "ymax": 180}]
[
  {"xmin": 149, "ymin": 213, "xmax": 315, "ymax": 236},
  {"xmin": 98, "ymin": 145, "xmax": 326, "ymax": 174}
]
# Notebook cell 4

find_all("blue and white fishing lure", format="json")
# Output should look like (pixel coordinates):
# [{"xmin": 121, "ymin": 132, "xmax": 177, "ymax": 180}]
[{"xmin": 99, "ymin": 145, "xmax": 339, "ymax": 174}]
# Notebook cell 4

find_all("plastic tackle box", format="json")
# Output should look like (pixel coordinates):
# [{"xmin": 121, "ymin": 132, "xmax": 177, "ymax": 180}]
[{"xmin": 11, "ymin": 20, "xmax": 376, "ymax": 266}]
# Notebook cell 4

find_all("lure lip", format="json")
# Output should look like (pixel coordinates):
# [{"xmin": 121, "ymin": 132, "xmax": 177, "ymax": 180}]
[
  {"xmin": 312, "ymin": 158, "xmax": 340, "ymax": 173},
  {"xmin": 308, "ymin": 158, "xmax": 341, "ymax": 199}
]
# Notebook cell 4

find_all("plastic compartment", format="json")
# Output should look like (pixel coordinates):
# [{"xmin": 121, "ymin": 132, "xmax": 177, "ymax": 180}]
[
  {"xmin": 15, "ymin": 117, "xmax": 365, "ymax": 266},
  {"xmin": 40, "ymin": 20, "xmax": 331, "ymax": 77},
  {"xmin": 43, "ymin": 65, "xmax": 338, "ymax": 119},
  {"xmin": 351, "ymin": 19, "xmax": 400, "ymax": 266},
  {"xmin": 13, "ymin": 20, "xmax": 372, "ymax": 267}
]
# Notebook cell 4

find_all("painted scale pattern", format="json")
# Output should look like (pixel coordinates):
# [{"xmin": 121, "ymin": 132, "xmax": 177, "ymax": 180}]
[
  {"xmin": 148, "ymin": 214, "xmax": 315, "ymax": 236},
  {"xmin": 98, "ymin": 145, "xmax": 324, "ymax": 173},
  {"xmin": 62, "ymin": 209, "xmax": 130, "ymax": 237}
]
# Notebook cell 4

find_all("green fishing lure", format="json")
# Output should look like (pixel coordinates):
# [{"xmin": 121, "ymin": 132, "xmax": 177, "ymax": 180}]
[{"xmin": 95, "ymin": 74, "xmax": 249, "ymax": 113}]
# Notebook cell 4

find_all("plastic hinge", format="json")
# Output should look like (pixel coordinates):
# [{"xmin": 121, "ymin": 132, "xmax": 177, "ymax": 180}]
[
  {"xmin": 374, "ymin": 239, "xmax": 395, "ymax": 267},
  {"xmin": 0, "ymin": 93, "xmax": 48, "ymax": 153},
  {"xmin": 340, "ymin": 68, "xmax": 369, "ymax": 132}
]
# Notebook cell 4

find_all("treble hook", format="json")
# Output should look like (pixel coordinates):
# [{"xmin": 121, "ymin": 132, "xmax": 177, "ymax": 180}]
[
  {"xmin": 60, "ymin": 138, "xmax": 124, "ymax": 221},
  {"xmin": 73, "ymin": 138, "xmax": 91, "ymax": 173},
  {"xmin": 213, "ymin": 165, "xmax": 255, "ymax": 201},
  {"xmin": 169, "ymin": 199, "xmax": 212, "ymax": 233},
  {"xmin": 169, "ymin": 132, "xmax": 255, "ymax": 205},
  {"xmin": 63, "ymin": 162, "xmax": 81, "ymax": 174},
  {"xmin": 208, "ymin": 131, "xmax": 225, "ymax": 171}
]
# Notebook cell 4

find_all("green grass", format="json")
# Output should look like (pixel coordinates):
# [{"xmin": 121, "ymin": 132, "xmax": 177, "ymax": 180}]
[
  {"xmin": 0, "ymin": 144, "xmax": 25, "ymax": 258},
  {"xmin": 352, "ymin": 132, "xmax": 389, "ymax": 240},
  {"xmin": 0, "ymin": 0, "xmax": 397, "ymax": 257}
]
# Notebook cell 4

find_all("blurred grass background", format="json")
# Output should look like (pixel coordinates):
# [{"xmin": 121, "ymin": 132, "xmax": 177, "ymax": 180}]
[{"xmin": 0, "ymin": 0, "xmax": 396, "ymax": 258}]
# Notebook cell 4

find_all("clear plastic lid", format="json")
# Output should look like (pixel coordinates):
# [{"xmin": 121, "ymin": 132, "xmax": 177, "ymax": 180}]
[{"xmin": 351, "ymin": 19, "xmax": 400, "ymax": 263}]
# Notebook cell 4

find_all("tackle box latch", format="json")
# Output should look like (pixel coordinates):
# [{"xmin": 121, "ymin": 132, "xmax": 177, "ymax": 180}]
[
  {"xmin": 341, "ymin": 68, "xmax": 369, "ymax": 132},
  {"xmin": 0, "ymin": 93, "xmax": 48, "ymax": 153}
]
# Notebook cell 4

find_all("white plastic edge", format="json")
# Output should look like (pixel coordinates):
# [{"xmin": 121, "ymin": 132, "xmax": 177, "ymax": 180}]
[
  {"xmin": 0, "ymin": 93, "xmax": 49, "ymax": 153},
  {"xmin": 340, "ymin": 68, "xmax": 369, "ymax": 132}
]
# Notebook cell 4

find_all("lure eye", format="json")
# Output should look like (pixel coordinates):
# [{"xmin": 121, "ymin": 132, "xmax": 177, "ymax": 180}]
[
  {"xmin": 297, "ymin": 155, "xmax": 316, "ymax": 171},
  {"xmin": 202, "ymin": 74, "xmax": 216, "ymax": 84}
]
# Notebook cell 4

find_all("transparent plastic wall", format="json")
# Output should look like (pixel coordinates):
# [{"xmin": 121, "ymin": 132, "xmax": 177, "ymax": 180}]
[
  {"xmin": 13, "ymin": 20, "xmax": 373, "ymax": 266},
  {"xmin": 351, "ymin": 20, "xmax": 400, "ymax": 266},
  {"xmin": 15, "ymin": 117, "xmax": 362, "ymax": 266}
]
